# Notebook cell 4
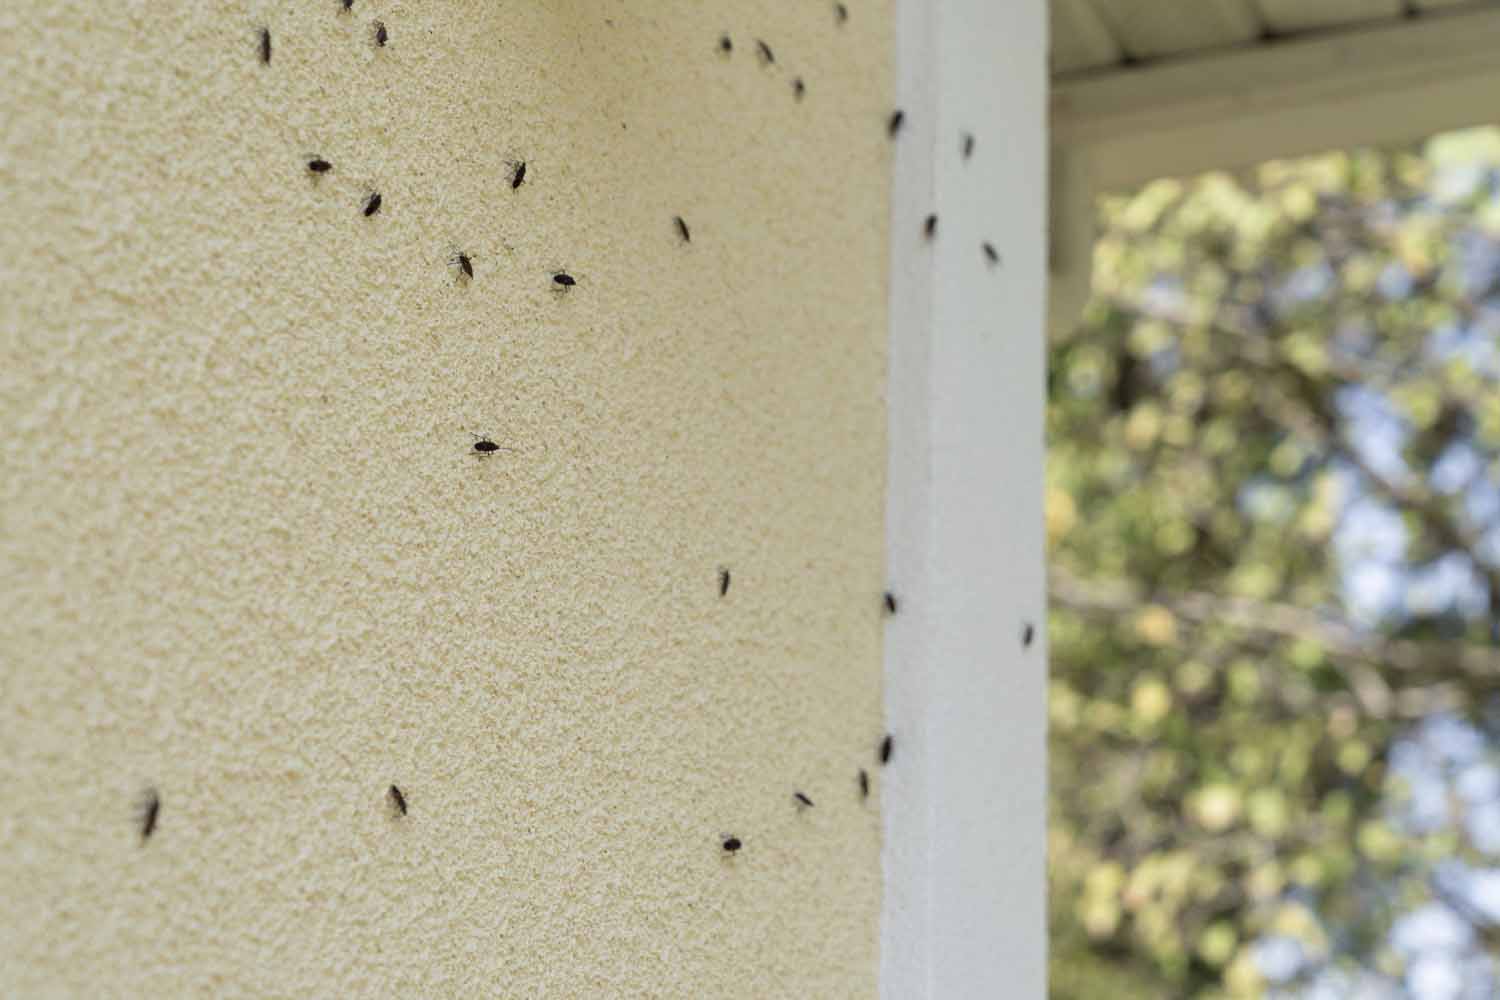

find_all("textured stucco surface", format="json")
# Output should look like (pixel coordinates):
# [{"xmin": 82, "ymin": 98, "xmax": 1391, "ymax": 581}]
[{"xmin": 0, "ymin": 2, "xmax": 892, "ymax": 996}]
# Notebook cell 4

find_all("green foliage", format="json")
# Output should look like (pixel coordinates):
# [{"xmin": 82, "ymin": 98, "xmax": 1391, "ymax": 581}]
[{"xmin": 1048, "ymin": 131, "xmax": 1500, "ymax": 996}]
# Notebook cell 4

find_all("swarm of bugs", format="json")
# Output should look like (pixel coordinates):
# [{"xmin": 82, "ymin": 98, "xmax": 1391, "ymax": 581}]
[{"xmin": 227, "ymin": 0, "xmax": 904, "ymax": 884}]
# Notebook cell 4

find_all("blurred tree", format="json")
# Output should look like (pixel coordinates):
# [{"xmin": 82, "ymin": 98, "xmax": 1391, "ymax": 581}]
[{"xmin": 1048, "ymin": 130, "xmax": 1500, "ymax": 997}]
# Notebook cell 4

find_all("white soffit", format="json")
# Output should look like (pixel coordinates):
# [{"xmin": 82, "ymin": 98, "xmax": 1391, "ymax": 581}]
[
  {"xmin": 1086, "ymin": 0, "xmax": 1259, "ymax": 60},
  {"xmin": 1052, "ymin": 0, "xmax": 1123, "ymax": 74},
  {"xmin": 1047, "ymin": 1, "xmax": 1500, "ymax": 330},
  {"xmin": 1051, "ymin": 0, "xmax": 1499, "ymax": 78},
  {"xmin": 1053, "ymin": 4, "xmax": 1500, "ymax": 190},
  {"xmin": 1255, "ymin": 0, "xmax": 1404, "ymax": 33}
]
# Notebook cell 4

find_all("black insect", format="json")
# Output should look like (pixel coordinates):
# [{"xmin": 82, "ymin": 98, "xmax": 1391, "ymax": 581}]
[
  {"xmin": 363, "ymin": 192, "xmax": 382, "ymax": 216},
  {"xmin": 340, "ymin": 0, "xmax": 353, "ymax": 11},
  {"xmin": 388, "ymin": 784, "xmax": 407, "ymax": 816},
  {"xmin": 924, "ymin": 214, "xmax": 937, "ymax": 240},
  {"xmin": 756, "ymin": 40, "xmax": 774, "ymax": 65},
  {"xmin": 888, "ymin": 109, "xmax": 905, "ymax": 138},
  {"xmin": 552, "ymin": 271, "xmax": 577, "ymax": 288},
  {"xmin": 471, "ymin": 434, "xmax": 512, "ymax": 457},
  {"xmin": 858, "ymin": 769, "xmax": 869, "ymax": 800},
  {"xmin": 1022, "ymin": 622, "xmax": 1035, "ymax": 648},
  {"xmin": 884, "ymin": 591, "xmax": 898, "ymax": 615},
  {"xmin": 719, "ymin": 34, "xmax": 733, "ymax": 54},
  {"xmin": 307, "ymin": 158, "xmax": 332, "ymax": 173},
  {"xmin": 962, "ymin": 132, "xmax": 975, "ymax": 159},
  {"xmin": 792, "ymin": 77, "xmax": 805, "ymax": 101},
  {"xmin": 793, "ymin": 792, "xmax": 814, "ymax": 808},
  {"xmin": 453, "ymin": 251, "xmax": 474, "ymax": 280},
  {"xmin": 879, "ymin": 734, "xmax": 893, "ymax": 765},
  {"xmin": 722, "ymin": 835, "xmax": 742, "ymax": 853},
  {"xmin": 835, "ymin": 3, "xmax": 849, "ymax": 23},
  {"xmin": 675, "ymin": 216, "xmax": 691, "ymax": 243},
  {"xmin": 718, "ymin": 567, "xmax": 730, "ymax": 597},
  {"xmin": 259, "ymin": 27, "xmax": 272, "ymax": 64},
  {"xmin": 373, "ymin": 20, "xmax": 388, "ymax": 47},
  {"xmin": 510, "ymin": 160, "xmax": 527, "ymax": 189},
  {"xmin": 138, "ymin": 787, "xmax": 160, "ymax": 843},
  {"xmin": 983, "ymin": 242, "xmax": 1000, "ymax": 266}
]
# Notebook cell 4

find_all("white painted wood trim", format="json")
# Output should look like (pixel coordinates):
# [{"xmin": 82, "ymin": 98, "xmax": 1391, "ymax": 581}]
[
  {"xmin": 883, "ymin": 1, "xmax": 1049, "ymax": 996},
  {"xmin": 1048, "ymin": 4, "xmax": 1500, "ymax": 334},
  {"xmin": 1051, "ymin": 0, "xmax": 1123, "ymax": 75},
  {"xmin": 1054, "ymin": 4, "xmax": 1500, "ymax": 191}
]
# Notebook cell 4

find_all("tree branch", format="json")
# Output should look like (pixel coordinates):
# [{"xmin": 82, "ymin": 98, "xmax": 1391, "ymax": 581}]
[
  {"xmin": 1049, "ymin": 569, "xmax": 1500, "ymax": 717},
  {"xmin": 1095, "ymin": 291, "xmax": 1500, "ymax": 629}
]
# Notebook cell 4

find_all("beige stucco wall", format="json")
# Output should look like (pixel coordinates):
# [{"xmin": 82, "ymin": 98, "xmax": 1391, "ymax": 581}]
[{"xmin": 1, "ymin": 1, "xmax": 892, "ymax": 996}]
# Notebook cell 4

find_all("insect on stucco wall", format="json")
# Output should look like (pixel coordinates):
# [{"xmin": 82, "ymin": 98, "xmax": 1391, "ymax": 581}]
[
  {"xmin": 1, "ymin": 2, "xmax": 899, "ymax": 994},
  {"xmin": 225, "ymin": 0, "xmax": 894, "ymax": 918},
  {"xmin": 137, "ymin": 787, "xmax": 160, "ymax": 843}
]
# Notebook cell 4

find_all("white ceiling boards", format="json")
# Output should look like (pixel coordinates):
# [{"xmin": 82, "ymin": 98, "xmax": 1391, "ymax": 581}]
[
  {"xmin": 1052, "ymin": 0, "xmax": 1498, "ymax": 77},
  {"xmin": 1085, "ymin": 0, "xmax": 1258, "ymax": 62},
  {"xmin": 1048, "ymin": 0, "xmax": 1500, "ymax": 328},
  {"xmin": 1255, "ymin": 0, "xmax": 1404, "ymax": 33}
]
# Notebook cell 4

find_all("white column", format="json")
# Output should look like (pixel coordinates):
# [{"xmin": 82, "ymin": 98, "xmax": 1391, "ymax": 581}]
[{"xmin": 884, "ymin": 0, "xmax": 1049, "ymax": 997}]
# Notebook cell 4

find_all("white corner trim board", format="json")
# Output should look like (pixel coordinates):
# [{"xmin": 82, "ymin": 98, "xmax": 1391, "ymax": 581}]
[{"xmin": 884, "ymin": 0, "xmax": 1048, "ymax": 997}]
